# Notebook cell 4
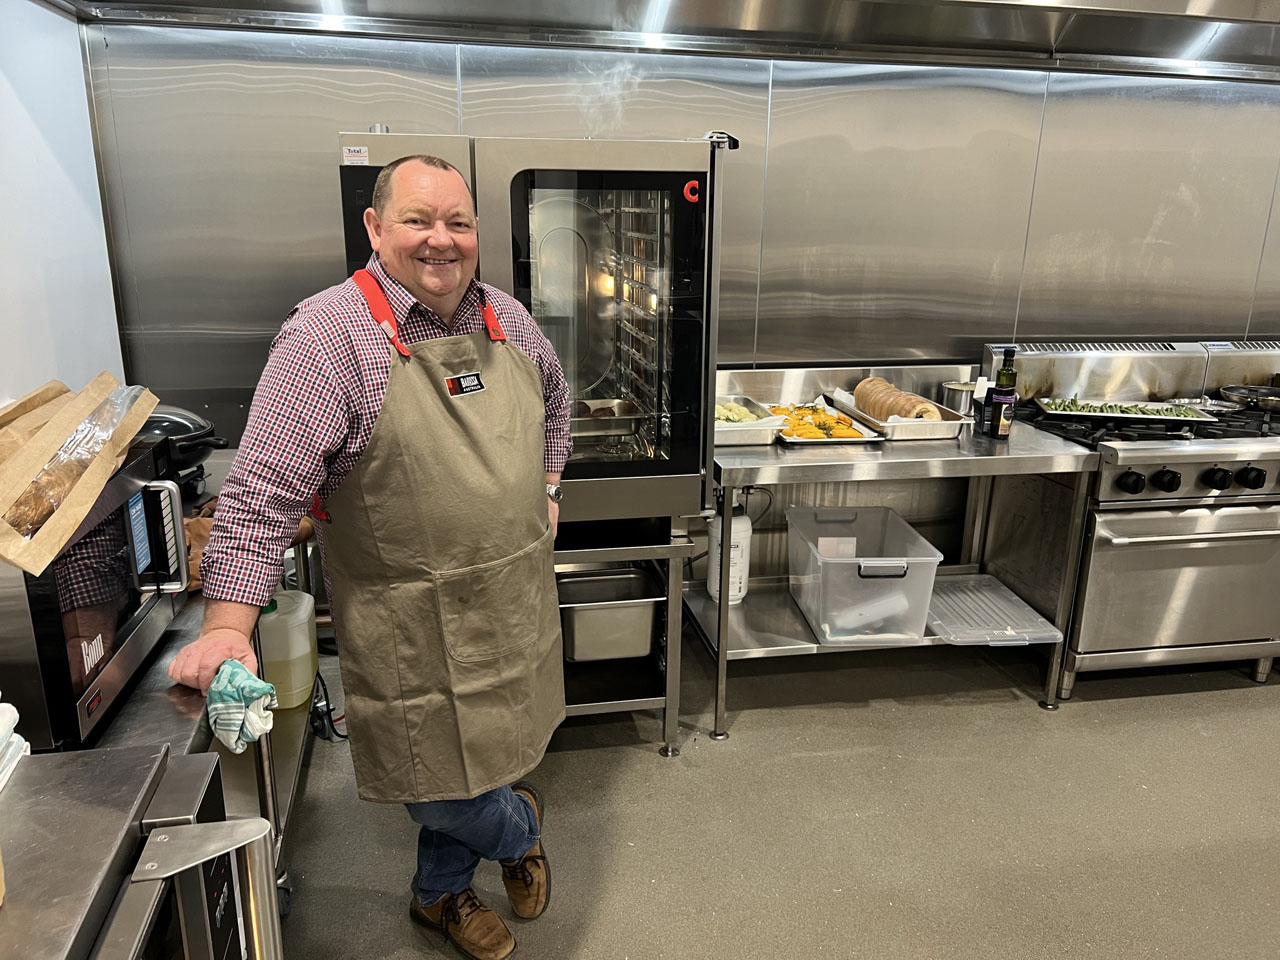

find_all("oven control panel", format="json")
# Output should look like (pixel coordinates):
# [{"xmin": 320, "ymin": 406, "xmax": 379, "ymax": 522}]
[{"xmin": 1101, "ymin": 458, "xmax": 1280, "ymax": 501}]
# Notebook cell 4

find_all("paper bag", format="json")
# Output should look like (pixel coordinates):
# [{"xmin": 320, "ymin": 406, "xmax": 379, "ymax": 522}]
[
  {"xmin": 0, "ymin": 381, "xmax": 73, "ymax": 467},
  {"xmin": 0, "ymin": 373, "xmax": 158, "ymax": 577}
]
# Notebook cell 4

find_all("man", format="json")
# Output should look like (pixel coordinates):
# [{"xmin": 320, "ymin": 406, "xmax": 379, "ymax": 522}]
[{"xmin": 169, "ymin": 155, "xmax": 571, "ymax": 960}]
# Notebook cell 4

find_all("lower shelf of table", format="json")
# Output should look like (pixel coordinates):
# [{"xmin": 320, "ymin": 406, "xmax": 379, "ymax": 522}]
[
  {"xmin": 564, "ymin": 654, "xmax": 668, "ymax": 716},
  {"xmin": 685, "ymin": 582, "xmax": 951, "ymax": 660}
]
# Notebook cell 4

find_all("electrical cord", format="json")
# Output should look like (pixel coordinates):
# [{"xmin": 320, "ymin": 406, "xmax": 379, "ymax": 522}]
[
  {"xmin": 311, "ymin": 671, "xmax": 347, "ymax": 740},
  {"xmin": 744, "ymin": 486, "xmax": 774, "ymax": 524},
  {"xmin": 685, "ymin": 486, "xmax": 772, "ymax": 575}
]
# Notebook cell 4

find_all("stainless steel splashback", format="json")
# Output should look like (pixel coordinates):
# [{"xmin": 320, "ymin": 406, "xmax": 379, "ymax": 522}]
[
  {"xmin": 982, "ymin": 342, "xmax": 1211, "ymax": 401},
  {"xmin": 88, "ymin": 25, "xmax": 1280, "ymax": 438},
  {"xmin": 1013, "ymin": 73, "xmax": 1280, "ymax": 344},
  {"xmin": 716, "ymin": 365, "xmax": 976, "ymax": 406},
  {"xmin": 1203, "ymin": 340, "xmax": 1280, "ymax": 392},
  {"xmin": 88, "ymin": 25, "xmax": 461, "ymax": 443},
  {"xmin": 755, "ymin": 63, "xmax": 1045, "ymax": 365}
]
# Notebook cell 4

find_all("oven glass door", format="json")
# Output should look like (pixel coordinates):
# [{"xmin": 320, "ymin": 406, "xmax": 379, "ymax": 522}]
[
  {"xmin": 1074, "ymin": 503, "xmax": 1280, "ymax": 652},
  {"xmin": 508, "ymin": 169, "xmax": 706, "ymax": 481}
]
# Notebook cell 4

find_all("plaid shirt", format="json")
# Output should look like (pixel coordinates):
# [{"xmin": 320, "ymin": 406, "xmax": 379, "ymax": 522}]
[
  {"xmin": 54, "ymin": 515, "xmax": 129, "ymax": 613},
  {"xmin": 201, "ymin": 254, "xmax": 572, "ymax": 607}
]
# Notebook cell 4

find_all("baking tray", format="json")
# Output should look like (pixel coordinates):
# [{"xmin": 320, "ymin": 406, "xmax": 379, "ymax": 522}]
[
  {"xmin": 571, "ymin": 398, "xmax": 647, "ymax": 439},
  {"xmin": 1034, "ymin": 398, "xmax": 1218, "ymax": 422},
  {"xmin": 830, "ymin": 388, "xmax": 970, "ymax": 441},
  {"xmin": 772, "ymin": 400, "xmax": 884, "ymax": 445},
  {"xmin": 714, "ymin": 395, "xmax": 783, "ymax": 447}
]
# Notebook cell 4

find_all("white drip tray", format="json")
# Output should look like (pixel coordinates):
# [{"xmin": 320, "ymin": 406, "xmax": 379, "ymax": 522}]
[{"xmin": 927, "ymin": 575, "xmax": 1062, "ymax": 646}]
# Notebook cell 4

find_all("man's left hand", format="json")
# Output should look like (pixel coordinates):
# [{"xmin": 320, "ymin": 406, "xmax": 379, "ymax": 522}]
[{"xmin": 548, "ymin": 498, "xmax": 559, "ymax": 537}]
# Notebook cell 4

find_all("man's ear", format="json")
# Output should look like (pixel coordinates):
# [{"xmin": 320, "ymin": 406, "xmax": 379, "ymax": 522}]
[{"xmin": 363, "ymin": 207, "xmax": 383, "ymax": 253}]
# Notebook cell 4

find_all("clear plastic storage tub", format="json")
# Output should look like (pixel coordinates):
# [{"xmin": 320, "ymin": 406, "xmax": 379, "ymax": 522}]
[{"xmin": 787, "ymin": 507, "xmax": 943, "ymax": 645}]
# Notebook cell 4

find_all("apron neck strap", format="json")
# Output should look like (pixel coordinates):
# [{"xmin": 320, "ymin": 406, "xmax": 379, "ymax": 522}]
[
  {"xmin": 477, "ymin": 286, "xmax": 507, "ymax": 343},
  {"xmin": 353, "ymin": 269, "xmax": 507, "ymax": 348},
  {"xmin": 352, "ymin": 269, "xmax": 410, "ymax": 357}
]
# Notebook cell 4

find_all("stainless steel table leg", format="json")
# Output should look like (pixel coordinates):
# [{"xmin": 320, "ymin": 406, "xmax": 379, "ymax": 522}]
[
  {"xmin": 1042, "ymin": 472, "xmax": 1090, "ymax": 710},
  {"xmin": 660, "ymin": 552, "xmax": 682, "ymax": 757},
  {"xmin": 240, "ymin": 827, "xmax": 286, "ymax": 960},
  {"xmin": 1042, "ymin": 640, "xmax": 1066, "ymax": 708},
  {"xmin": 1059, "ymin": 667, "xmax": 1077, "ymax": 700},
  {"xmin": 293, "ymin": 540, "xmax": 311, "ymax": 596},
  {"xmin": 1253, "ymin": 656, "xmax": 1273, "ymax": 682},
  {"xmin": 250, "ymin": 625, "xmax": 281, "ymax": 860},
  {"xmin": 711, "ymin": 485, "xmax": 734, "ymax": 741}
]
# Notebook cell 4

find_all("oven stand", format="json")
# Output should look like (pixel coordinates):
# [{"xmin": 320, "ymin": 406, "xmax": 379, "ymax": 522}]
[
  {"xmin": 1061, "ymin": 641, "xmax": 1280, "ymax": 698},
  {"xmin": 554, "ymin": 532, "xmax": 694, "ymax": 757}
]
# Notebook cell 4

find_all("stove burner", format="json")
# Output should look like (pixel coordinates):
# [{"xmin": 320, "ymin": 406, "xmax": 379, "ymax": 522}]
[{"xmin": 1024, "ymin": 403, "xmax": 1280, "ymax": 448}]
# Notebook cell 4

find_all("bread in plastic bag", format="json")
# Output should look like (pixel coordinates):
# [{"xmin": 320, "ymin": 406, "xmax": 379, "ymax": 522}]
[{"xmin": 3, "ymin": 385, "xmax": 147, "ymax": 539}]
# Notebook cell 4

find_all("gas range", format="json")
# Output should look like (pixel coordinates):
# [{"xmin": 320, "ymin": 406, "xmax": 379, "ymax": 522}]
[
  {"xmin": 985, "ymin": 341, "xmax": 1280, "ymax": 699},
  {"xmin": 1021, "ymin": 405, "xmax": 1280, "ymax": 503}
]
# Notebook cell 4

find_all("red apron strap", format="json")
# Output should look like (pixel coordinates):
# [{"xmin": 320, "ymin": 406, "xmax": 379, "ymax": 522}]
[
  {"xmin": 352, "ymin": 268, "xmax": 410, "ymax": 358},
  {"xmin": 479, "ymin": 290, "xmax": 507, "ymax": 342},
  {"xmin": 310, "ymin": 493, "xmax": 331, "ymax": 523}
]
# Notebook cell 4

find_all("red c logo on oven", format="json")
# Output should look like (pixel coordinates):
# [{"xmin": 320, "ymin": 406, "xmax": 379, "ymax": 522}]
[{"xmin": 683, "ymin": 180, "xmax": 700, "ymax": 202}]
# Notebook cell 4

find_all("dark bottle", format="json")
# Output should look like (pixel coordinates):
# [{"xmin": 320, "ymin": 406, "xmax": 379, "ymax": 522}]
[{"xmin": 988, "ymin": 347, "xmax": 1018, "ymax": 440}]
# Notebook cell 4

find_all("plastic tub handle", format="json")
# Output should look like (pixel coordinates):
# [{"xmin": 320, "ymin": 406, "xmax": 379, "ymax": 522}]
[{"xmin": 856, "ymin": 560, "xmax": 909, "ymax": 579}]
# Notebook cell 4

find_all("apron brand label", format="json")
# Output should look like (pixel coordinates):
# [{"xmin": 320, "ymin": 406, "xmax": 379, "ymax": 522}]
[{"xmin": 446, "ymin": 372, "xmax": 486, "ymax": 397}]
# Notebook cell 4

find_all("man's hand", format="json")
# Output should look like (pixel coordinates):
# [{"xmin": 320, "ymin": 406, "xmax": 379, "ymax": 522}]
[
  {"xmin": 548, "ymin": 498, "xmax": 559, "ymax": 537},
  {"xmin": 168, "ymin": 627, "xmax": 258, "ymax": 695}
]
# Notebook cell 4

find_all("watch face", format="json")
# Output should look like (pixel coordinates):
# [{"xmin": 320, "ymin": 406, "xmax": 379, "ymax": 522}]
[{"xmin": 546, "ymin": 484, "xmax": 563, "ymax": 503}]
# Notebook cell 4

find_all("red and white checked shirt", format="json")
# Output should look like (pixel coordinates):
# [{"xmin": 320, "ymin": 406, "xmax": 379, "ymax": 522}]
[{"xmin": 201, "ymin": 254, "xmax": 572, "ymax": 607}]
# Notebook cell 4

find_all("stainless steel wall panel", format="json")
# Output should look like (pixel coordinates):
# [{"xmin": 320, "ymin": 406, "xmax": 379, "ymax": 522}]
[
  {"xmin": 93, "ymin": 27, "xmax": 459, "ymax": 440},
  {"xmin": 458, "ymin": 45, "xmax": 769, "ymax": 364},
  {"xmin": 1247, "ymin": 163, "xmax": 1280, "ymax": 340},
  {"xmin": 756, "ymin": 63, "xmax": 1046, "ymax": 365},
  {"xmin": 1016, "ymin": 73, "xmax": 1280, "ymax": 344}
]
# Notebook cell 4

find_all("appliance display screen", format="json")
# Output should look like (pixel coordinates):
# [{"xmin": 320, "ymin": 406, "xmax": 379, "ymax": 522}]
[{"xmin": 128, "ymin": 491, "xmax": 151, "ymax": 575}]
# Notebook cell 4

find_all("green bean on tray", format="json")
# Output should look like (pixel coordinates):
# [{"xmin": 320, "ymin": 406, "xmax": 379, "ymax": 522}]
[{"xmin": 1040, "ymin": 396, "xmax": 1200, "ymax": 418}]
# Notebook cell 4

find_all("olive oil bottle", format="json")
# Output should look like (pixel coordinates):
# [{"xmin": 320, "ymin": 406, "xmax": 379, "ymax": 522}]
[{"xmin": 988, "ymin": 347, "xmax": 1018, "ymax": 440}]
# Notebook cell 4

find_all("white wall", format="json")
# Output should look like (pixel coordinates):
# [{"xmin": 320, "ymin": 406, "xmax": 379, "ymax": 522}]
[{"xmin": 0, "ymin": 0, "xmax": 123, "ymax": 404}]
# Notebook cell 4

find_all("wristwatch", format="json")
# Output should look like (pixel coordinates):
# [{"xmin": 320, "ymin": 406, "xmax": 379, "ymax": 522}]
[{"xmin": 546, "ymin": 483, "xmax": 564, "ymax": 503}]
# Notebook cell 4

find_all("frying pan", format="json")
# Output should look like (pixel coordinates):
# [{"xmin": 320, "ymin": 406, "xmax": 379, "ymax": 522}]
[
  {"xmin": 139, "ymin": 404, "xmax": 229, "ymax": 471},
  {"xmin": 1219, "ymin": 384, "xmax": 1280, "ymax": 412}
]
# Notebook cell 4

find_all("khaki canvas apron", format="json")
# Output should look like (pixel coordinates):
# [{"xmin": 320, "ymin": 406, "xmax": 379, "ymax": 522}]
[{"xmin": 319, "ymin": 270, "xmax": 564, "ymax": 803}]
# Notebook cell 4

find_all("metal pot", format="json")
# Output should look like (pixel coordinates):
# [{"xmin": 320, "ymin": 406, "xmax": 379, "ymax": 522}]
[
  {"xmin": 1218, "ymin": 384, "xmax": 1280, "ymax": 412},
  {"xmin": 140, "ymin": 404, "xmax": 228, "ymax": 472},
  {"xmin": 936, "ymin": 381, "xmax": 976, "ymax": 417}
]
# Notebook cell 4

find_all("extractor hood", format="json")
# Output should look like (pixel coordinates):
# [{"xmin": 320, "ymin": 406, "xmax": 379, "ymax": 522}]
[{"xmin": 59, "ymin": 0, "xmax": 1280, "ymax": 80}]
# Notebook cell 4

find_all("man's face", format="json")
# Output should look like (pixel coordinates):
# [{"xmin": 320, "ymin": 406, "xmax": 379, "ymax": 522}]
[{"xmin": 363, "ymin": 162, "xmax": 479, "ymax": 314}]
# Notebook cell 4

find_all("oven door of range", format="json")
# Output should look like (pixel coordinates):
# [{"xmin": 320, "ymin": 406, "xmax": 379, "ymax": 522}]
[{"xmin": 1073, "ymin": 502, "xmax": 1280, "ymax": 653}]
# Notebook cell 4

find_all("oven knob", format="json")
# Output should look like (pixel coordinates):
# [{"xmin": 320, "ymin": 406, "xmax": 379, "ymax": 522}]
[
  {"xmin": 1150, "ymin": 469, "xmax": 1182, "ymax": 493},
  {"xmin": 1115, "ymin": 470, "xmax": 1147, "ymax": 494},
  {"xmin": 1203, "ymin": 467, "xmax": 1234, "ymax": 490},
  {"xmin": 1236, "ymin": 466, "xmax": 1268, "ymax": 489}
]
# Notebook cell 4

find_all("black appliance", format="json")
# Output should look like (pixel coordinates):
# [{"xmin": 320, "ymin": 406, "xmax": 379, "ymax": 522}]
[{"xmin": 2, "ymin": 437, "xmax": 190, "ymax": 750}]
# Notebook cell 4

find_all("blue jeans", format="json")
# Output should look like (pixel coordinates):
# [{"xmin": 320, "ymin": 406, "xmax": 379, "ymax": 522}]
[{"xmin": 405, "ymin": 785, "xmax": 539, "ymax": 906}]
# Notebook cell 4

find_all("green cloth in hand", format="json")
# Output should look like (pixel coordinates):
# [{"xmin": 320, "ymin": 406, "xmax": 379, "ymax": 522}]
[{"xmin": 206, "ymin": 659, "xmax": 277, "ymax": 754}]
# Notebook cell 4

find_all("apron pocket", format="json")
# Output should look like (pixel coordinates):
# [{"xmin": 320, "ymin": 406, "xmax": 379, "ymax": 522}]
[{"xmin": 434, "ymin": 527, "xmax": 555, "ymax": 663}]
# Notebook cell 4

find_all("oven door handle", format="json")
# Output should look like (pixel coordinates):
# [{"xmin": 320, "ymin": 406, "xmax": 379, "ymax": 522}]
[{"xmin": 1104, "ymin": 529, "xmax": 1280, "ymax": 547}]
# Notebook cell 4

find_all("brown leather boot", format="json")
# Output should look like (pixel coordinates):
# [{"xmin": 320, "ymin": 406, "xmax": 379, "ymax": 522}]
[
  {"xmin": 500, "ymin": 781, "xmax": 550, "ymax": 920},
  {"xmin": 409, "ymin": 888, "xmax": 516, "ymax": 960}
]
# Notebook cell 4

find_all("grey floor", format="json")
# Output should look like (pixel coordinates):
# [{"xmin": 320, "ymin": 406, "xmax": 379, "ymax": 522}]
[{"xmin": 280, "ymin": 632, "xmax": 1280, "ymax": 960}]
